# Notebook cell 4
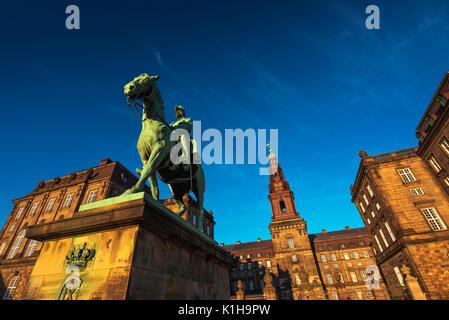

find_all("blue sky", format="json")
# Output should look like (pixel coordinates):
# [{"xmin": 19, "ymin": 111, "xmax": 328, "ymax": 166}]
[{"xmin": 0, "ymin": 0, "xmax": 448, "ymax": 245}]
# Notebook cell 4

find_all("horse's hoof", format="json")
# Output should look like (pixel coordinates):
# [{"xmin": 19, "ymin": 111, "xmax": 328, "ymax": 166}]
[{"xmin": 122, "ymin": 186, "xmax": 136, "ymax": 196}]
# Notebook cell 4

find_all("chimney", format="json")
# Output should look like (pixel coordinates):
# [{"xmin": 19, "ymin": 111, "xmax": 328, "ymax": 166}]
[
  {"xmin": 99, "ymin": 158, "xmax": 112, "ymax": 166},
  {"xmin": 345, "ymin": 226, "xmax": 350, "ymax": 231},
  {"xmin": 257, "ymin": 238, "xmax": 261, "ymax": 242},
  {"xmin": 322, "ymin": 229, "xmax": 326, "ymax": 233},
  {"xmin": 237, "ymin": 241, "xmax": 241, "ymax": 245},
  {"xmin": 220, "ymin": 243, "xmax": 224, "ymax": 247}
]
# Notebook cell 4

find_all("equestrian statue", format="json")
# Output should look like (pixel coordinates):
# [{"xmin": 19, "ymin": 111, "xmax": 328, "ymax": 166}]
[{"xmin": 121, "ymin": 73, "xmax": 206, "ymax": 231}]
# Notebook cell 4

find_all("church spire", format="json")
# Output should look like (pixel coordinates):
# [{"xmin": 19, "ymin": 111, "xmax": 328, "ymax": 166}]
[{"xmin": 267, "ymin": 147, "xmax": 299, "ymax": 221}]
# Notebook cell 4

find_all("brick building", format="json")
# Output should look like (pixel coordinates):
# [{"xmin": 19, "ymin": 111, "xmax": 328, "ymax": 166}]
[
  {"xmin": 224, "ymin": 152, "xmax": 389, "ymax": 300},
  {"xmin": 0, "ymin": 158, "xmax": 215, "ymax": 300},
  {"xmin": 350, "ymin": 72, "xmax": 449, "ymax": 300}
]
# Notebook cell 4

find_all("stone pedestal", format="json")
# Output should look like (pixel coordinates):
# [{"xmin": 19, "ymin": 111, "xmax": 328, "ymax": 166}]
[{"xmin": 21, "ymin": 192, "xmax": 233, "ymax": 300}]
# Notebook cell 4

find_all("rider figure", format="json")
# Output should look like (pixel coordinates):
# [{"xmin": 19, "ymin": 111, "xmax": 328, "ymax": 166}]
[{"xmin": 170, "ymin": 105, "xmax": 198, "ymax": 163}]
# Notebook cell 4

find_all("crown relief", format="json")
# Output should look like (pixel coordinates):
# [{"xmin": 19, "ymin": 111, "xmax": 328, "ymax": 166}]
[{"xmin": 65, "ymin": 242, "xmax": 96, "ymax": 268}]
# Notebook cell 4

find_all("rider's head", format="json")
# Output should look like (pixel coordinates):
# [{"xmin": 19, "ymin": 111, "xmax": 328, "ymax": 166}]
[{"xmin": 174, "ymin": 105, "xmax": 185, "ymax": 119}]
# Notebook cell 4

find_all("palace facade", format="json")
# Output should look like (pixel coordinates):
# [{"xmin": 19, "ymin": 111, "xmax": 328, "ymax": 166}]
[
  {"xmin": 350, "ymin": 72, "xmax": 449, "ymax": 300},
  {"xmin": 223, "ymin": 153, "xmax": 389, "ymax": 300}
]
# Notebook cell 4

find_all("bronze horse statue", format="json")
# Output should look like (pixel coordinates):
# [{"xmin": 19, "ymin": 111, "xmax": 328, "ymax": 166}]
[{"xmin": 121, "ymin": 74, "xmax": 205, "ymax": 231}]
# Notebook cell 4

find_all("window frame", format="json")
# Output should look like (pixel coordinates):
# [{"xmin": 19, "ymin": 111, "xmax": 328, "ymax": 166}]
[
  {"xmin": 421, "ymin": 207, "xmax": 447, "ymax": 231},
  {"xmin": 397, "ymin": 168, "xmax": 416, "ymax": 183}
]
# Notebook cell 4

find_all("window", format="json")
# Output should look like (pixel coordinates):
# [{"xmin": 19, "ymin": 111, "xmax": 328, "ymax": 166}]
[
  {"xmin": 440, "ymin": 139, "xmax": 449, "ymax": 156},
  {"xmin": 206, "ymin": 225, "xmax": 210, "ymax": 235},
  {"xmin": 340, "ymin": 243, "xmax": 346, "ymax": 249},
  {"xmin": 358, "ymin": 241, "xmax": 364, "ymax": 246},
  {"xmin": 46, "ymin": 198, "xmax": 56, "ymax": 212},
  {"xmin": 29, "ymin": 202, "xmax": 39, "ymax": 215},
  {"xmin": 327, "ymin": 244, "xmax": 333, "ymax": 250},
  {"xmin": 350, "ymin": 272, "xmax": 358, "ymax": 283},
  {"xmin": 324, "ymin": 265, "xmax": 329, "ymax": 269},
  {"xmin": 24, "ymin": 240, "xmax": 38, "ymax": 257},
  {"xmin": 258, "ymin": 261, "xmax": 263, "ymax": 269},
  {"xmin": 334, "ymin": 264, "xmax": 339, "ymax": 268},
  {"xmin": 371, "ymin": 211, "xmax": 375, "ymax": 218},
  {"xmin": 353, "ymin": 252, "xmax": 360, "ymax": 259},
  {"xmin": 320, "ymin": 254, "xmax": 327, "ymax": 262},
  {"xmin": 363, "ymin": 194, "xmax": 369, "ymax": 206},
  {"xmin": 379, "ymin": 229, "xmax": 389, "ymax": 247},
  {"xmin": 192, "ymin": 215, "xmax": 197, "ymax": 226},
  {"xmin": 444, "ymin": 177, "xmax": 449, "ymax": 187},
  {"xmin": 362, "ymin": 250, "xmax": 370, "ymax": 258},
  {"xmin": 247, "ymin": 254, "xmax": 251, "ymax": 259},
  {"xmin": 347, "ymin": 262, "xmax": 352, "ymax": 267},
  {"xmin": 0, "ymin": 242, "xmax": 5, "ymax": 255},
  {"xmin": 337, "ymin": 273, "xmax": 344, "ymax": 283},
  {"xmin": 343, "ymin": 252, "xmax": 350, "ymax": 260},
  {"xmin": 8, "ymin": 225, "xmax": 15, "ymax": 232},
  {"xmin": 421, "ymin": 207, "xmax": 447, "ymax": 231},
  {"xmin": 376, "ymin": 203, "xmax": 381, "ymax": 210},
  {"xmin": 287, "ymin": 239, "xmax": 295, "ymax": 249},
  {"xmin": 397, "ymin": 168, "xmax": 416, "ymax": 183},
  {"xmin": 429, "ymin": 157, "xmax": 442, "ymax": 173},
  {"xmin": 356, "ymin": 291, "xmax": 363, "ymax": 300},
  {"xmin": 7, "ymin": 230, "xmax": 26, "ymax": 259},
  {"xmin": 2, "ymin": 274, "xmax": 20, "ymax": 300},
  {"xmin": 326, "ymin": 274, "xmax": 334, "ymax": 284},
  {"xmin": 367, "ymin": 218, "xmax": 371, "ymax": 224},
  {"xmin": 291, "ymin": 255, "xmax": 297, "ymax": 262},
  {"xmin": 86, "ymin": 190, "xmax": 98, "ymax": 204},
  {"xmin": 360, "ymin": 270, "xmax": 367, "ymax": 281},
  {"xmin": 248, "ymin": 280, "xmax": 254, "ymax": 290},
  {"xmin": 266, "ymin": 260, "xmax": 272, "ymax": 268},
  {"xmin": 330, "ymin": 253, "xmax": 337, "ymax": 261},
  {"xmin": 239, "ymin": 263, "xmax": 244, "ymax": 270},
  {"xmin": 394, "ymin": 266, "xmax": 404, "ymax": 286},
  {"xmin": 63, "ymin": 193, "xmax": 74, "ymax": 207},
  {"xmin": 410, "ymin": 188, "xmax": 424, "ymax": 196},
  {"xmin": 359, "ymin": 202, "xmax": 366, "ymax": 213},
  {"xmin": 257, "ymin": 253, "xmax": 261, "ymax": 258},
  {"xmin": 279, "ymin": 200, "xmax": 286, "ymax": 212},
  {"xmin": 295, "ymin": 274, "xmax": 301, "ymax": 286},
  {"xmin": 331, "ymin": 292, "xmax": 339, "ymax": 300},
  {"xmin": 318, "ymin": 246, "xmax": 323, "ymax": 250},
  {"xmin": 14, "ymin": 207, "xmax": 24, "ymax": 220},
  {"xmin": 247, "ymin": 262, "xmax": 252, "ymax": 270},
  {"xmin": 260, "ymin": 279, "xmax": 265, "ymax": 289},
  {"xmin": 384, "ymin": 221, "xmax": 396, "ymax": 242},
  {"xmin": 367, "ymin": 185, "xmax": 374, "ymax": 197},
  {"xmin": 374, "ymin": 234, "xmax": 383, "ymax": 252}
]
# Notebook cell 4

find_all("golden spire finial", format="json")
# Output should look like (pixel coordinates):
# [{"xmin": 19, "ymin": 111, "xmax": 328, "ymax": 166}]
[{"xmin": 267, "ymin": 143, "xmax": 276, "ymax": 158}]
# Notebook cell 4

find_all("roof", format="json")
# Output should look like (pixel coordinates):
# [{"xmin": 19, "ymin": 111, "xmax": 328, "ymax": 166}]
[
  {"xmin": 309, "ymin": 227, "xmax": 368, "ymax": 242},
  {"xmin": 416, "ymin": 71, "xmax": 449, "ymax": 131},
  {"xmin": 223, "ymin": 239, "xmax": 273, "ymax": 252}
]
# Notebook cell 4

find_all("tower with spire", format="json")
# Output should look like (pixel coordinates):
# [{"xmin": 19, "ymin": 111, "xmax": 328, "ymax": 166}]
[{"xmin": 266, "ymin": 146, "xmax": 325, "ymax": 299}]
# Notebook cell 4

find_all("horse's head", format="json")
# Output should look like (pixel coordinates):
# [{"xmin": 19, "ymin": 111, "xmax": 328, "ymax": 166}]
[{"xmin": 124, "ymin": 73, "xmax": 160, "ymax": 101}]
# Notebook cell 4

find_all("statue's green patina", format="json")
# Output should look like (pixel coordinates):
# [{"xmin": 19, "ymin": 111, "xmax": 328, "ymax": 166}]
[{"xmin": 122, "ymin": 74, "xmax": 206, "ymax": 231}]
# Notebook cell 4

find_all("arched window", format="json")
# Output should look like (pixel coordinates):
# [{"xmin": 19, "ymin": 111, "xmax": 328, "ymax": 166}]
[
  {"xmin": 280, "ymin": 200, "xmax": 286, "ymax": 212},
  {"xmin": 24, "ymin": 240, "xmax": 39, "ymax": 257},
  {"xmin": 7, "ymin": 230, "xmax": 26, "ymax": 260},
  {"xmin": 2, "ymin": 274, "xmax": 20, "ymax": 300}
]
